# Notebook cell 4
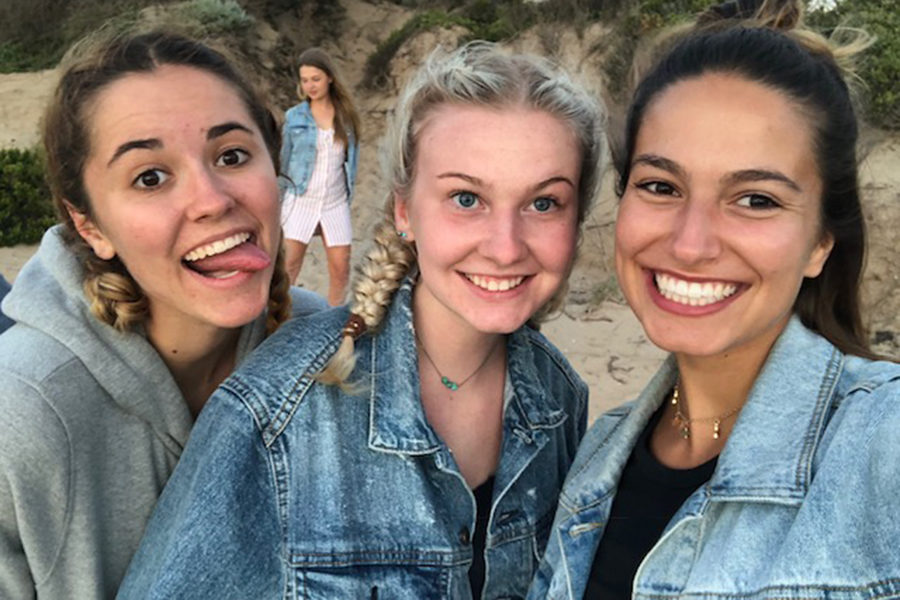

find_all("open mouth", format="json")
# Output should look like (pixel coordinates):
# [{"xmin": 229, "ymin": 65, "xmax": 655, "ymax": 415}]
[
  {"xmin": 465, "ymin": 274, "xmax": 527, "ymax": 292},
  {"xmin": 654, "ymin": 272, "xmax": 739, "ymax": 307},
  {"xmin": 182, "ymin": 232, "xmax": 270, "ymax": 279}
]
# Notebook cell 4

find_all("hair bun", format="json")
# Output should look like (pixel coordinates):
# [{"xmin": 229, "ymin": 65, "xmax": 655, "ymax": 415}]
[{"xmin": 698, "ymin": 0, "xmax": 801, "ymax": 31}]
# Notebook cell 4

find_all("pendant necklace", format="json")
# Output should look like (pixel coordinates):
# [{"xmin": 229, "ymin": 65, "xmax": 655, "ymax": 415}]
[
  {"xmin": 670, "ymin": 382, "xmax": 742, "ymax": 440},
  {"xmin": 415, "ymin": 332, "xmax": 499, "ymax": 392}
]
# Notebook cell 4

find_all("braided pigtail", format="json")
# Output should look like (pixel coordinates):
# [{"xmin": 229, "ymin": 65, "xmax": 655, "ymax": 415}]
[
  {"xmin": 316, "ymin": 207, "xmax": 416, "ymax": 389},
  {"xmin": 265, "ymin": 243, "xmax": 292, "ymax": 336},
  {"xmin": 80, "ymin": 248, "xmax": 149, "ymax": 332}
]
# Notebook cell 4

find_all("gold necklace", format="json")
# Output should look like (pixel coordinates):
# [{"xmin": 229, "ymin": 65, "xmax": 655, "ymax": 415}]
[
  {"xmin": 415, "ymin": 333, "xmax": 498, "ymax": 392},
  {"xmin": 670, "ymin": 383, "xmax": 742, "ymax": 440}
]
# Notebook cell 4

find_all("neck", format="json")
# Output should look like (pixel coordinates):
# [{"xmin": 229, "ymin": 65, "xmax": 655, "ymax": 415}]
[
  {"xmin": 412, "ymin": 286, "xmax": 505, "ymax": 384},
  {"xmin": 651, "ymin": 314, "xmax": 789, "ymax": 468},
  {"xmin": 146, "ymin": 316, "xmax": 242, "ymax": 418}
]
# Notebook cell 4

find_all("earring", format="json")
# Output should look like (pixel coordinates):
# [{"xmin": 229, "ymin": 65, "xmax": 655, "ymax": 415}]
[{"xmin": 396, "ymin": 231, "xmax": 407, "ymax": 239}]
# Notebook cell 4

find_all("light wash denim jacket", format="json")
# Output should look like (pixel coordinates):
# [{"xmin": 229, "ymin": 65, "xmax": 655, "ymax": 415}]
[
  {"xmin": 120, "ymin": 279, "xmax": 587, "ymax": 599},
  {"xmin": 528, "ymin": 317, "xmax": 900, "ymax": 600},
  {"xmin": 279, "ymin": 102, "xmax": 359, "ymax": 201}
]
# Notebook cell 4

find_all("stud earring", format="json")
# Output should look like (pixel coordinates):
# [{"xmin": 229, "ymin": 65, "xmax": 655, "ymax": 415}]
[{"xmin": 396, "ymin": 231, "xmax": 407, "ymax": 239}]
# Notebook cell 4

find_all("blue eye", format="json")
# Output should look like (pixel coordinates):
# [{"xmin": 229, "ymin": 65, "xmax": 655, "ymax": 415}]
[
  {"xmin": 736, "ymin": 193, "xmax": 779, "ymax": 209},
  {"xmin": 451, "ymin": 191, "xmax": 479, "ymax": 209},
  {"xmin": 533, "ymin": 197, "xmax": 557, "ymax": 212},
  {"xmin": 216, "ymin": 148, "xmax": 249, "ymax": 167},
  {"xmin": 133, "ymin": 169, "xmax": 168, "ymax": 189}
]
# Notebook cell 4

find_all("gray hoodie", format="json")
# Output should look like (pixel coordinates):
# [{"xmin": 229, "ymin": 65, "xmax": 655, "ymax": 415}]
[{"xmin": 0, "ymin": 226, "xmax": 325, "ymax": 599}]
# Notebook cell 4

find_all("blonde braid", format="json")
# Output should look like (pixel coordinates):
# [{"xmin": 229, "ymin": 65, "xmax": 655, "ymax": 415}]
[
  {"xmin": 317, "ymin": 207, "xmax": 416, "ymax": 388},
  {"xmin": 265, "ymin": 244, "xmax": 293, "ymax": 336},
  {"xmin": 81, "ymin": 251, "xmax": 149, "ymax": 332}
]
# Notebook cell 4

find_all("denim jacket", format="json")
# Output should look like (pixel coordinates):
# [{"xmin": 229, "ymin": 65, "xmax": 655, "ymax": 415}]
[
  {"xmin": 528, "ymin": 317, "xmax": 900, "ymax": 600},
  {"xmin": 279, "ymin": 102, "xmax": 359, "ymax": 201},
  {"xmin": 120, "ymin": 279, "xmax": 587, "ymax": 599}
]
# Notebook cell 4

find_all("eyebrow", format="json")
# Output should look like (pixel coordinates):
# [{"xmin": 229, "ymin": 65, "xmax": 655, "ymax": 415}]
[
  {"xmin": 107, "ymin": 122, "xmax": 253, "ymax": 167},
  {"xmin": 107, "ymin": 139, "xmax": 161, "ymax": 166},
  {"xmin": 632, "ymin": 154, "xmax": 802, "ymax": 192},
  {"xmin": 724, "ymin": 169, "xmax": 802, "ymax": 192},
  {"xmin": 436, "ymin": 172, "xmax": 575, "ymax": 190}
]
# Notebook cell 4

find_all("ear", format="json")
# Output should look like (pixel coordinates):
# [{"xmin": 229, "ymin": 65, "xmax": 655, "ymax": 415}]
[
  {"xmin": 803, "ymin": 231, "xmax": 835, "ymax": 279},
  {"xmin": 65, "ymin": 202, "xmax": 116, "ymax": 260},
  {"xmin": 392, "ymin": 192, "xmax": 415, "ymax": 242}
]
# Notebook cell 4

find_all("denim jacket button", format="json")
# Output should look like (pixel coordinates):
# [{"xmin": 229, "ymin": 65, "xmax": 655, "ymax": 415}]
[{"xmin": 458, "ymin": 526, "xmax": 471, "ymax": 545}]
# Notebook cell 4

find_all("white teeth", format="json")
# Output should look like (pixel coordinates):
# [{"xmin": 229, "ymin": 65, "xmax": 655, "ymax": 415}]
[
  {"xmin": 654, "ymin": 273, "xmax": 738, "ymax": 306},
  {"xmin": 466, "ymin": 274, "xmax": 525, "ymax": 292},
  {"xmin": 207, "ymin": 270, "xmax": 240, "ymax": 279},
  {"xmin": 184, "ymin": 232, "xmax": 250, "ymax": 262}
]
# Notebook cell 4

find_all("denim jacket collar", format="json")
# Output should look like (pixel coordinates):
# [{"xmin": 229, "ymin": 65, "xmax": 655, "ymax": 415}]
[
  {"xmin": 562, "ymin": 316, "xmax": 843, "ymax": 515},
  {"xmin": 367, "ymin": 278, "xmax": 567, "ymax": 455}
]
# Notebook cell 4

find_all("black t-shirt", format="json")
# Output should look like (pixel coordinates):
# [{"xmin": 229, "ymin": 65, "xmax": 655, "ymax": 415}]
[
  {"xmin": 583, "ymin": 404, "xmax": 718, "ymax": 599},
  {"xmin": 469, "ymin": 475, "xmax": 495, "ymax": 599}
]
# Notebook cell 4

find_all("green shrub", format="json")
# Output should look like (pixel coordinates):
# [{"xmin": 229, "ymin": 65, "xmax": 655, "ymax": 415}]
[
  {"xmin": 0, "ymin": 149, "xmax": 56, "ymax": 247},
  {"xmin": 175, "ymin": 0, "xmax": 254, "ymax": 36},
  {"xmin": 816, "ymin": 0, "xmax": 900, "ymax": 129},
  {"xmin": 363, "ymin": 10, "xmax": 472, "ymax": 90}
]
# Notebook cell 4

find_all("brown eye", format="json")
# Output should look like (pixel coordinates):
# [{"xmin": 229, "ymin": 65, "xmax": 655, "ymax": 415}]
[
  {"xmin": 217, "ymin": 148, "xmax": 249, "ymax": 167},
  {"xmin": 133, "ymin": 169, "xmax": 167, "ymax": 189}
]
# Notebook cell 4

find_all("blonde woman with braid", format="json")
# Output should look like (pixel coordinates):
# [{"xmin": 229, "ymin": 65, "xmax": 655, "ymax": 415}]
[
  {"xmin": 120, "ymin": 43, "xmax": 606, "ymax": 599},
  {"xmin": 0, "ymin": 32, "xmax": 325, "ymax": 599}
]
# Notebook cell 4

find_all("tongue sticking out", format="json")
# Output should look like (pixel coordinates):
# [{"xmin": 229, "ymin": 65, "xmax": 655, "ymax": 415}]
[{"xmin": 185, "ymin": 242, "xmax": 271, "ymax": 275}]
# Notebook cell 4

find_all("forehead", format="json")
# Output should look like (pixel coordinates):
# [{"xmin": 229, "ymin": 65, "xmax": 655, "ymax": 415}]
[
  {"xmin": 637, "ymin": 72, "xmax": 818, "ymax": 175},
  {"xmin": 299, "ymin": 65, "xmax": 328, "ymax": 78},
  {"xmin": 85, "ymin": 64, "xmax": 254, "ymax": 150},
  {"xmin": 414, "ymin": 103, "xmax": 580, "ymax": 169}
]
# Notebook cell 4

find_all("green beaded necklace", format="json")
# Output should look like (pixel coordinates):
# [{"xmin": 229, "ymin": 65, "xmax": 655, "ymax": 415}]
[{"xmin": 415, "ymin": 333, "xmax": 498, "ymax": 392}]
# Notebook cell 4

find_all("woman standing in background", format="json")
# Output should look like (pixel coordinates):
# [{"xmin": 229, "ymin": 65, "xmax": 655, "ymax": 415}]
[{"xmin": 280, "ymin": 47, "xmax": 360, "ymax": 305}]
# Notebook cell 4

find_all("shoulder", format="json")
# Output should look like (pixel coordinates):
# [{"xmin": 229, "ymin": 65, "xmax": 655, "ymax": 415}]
[
  {"xmin": 288, "ymin": 286, "xmax": 328, "ymax": 318},
  {"xmin": 808, "ymin": 354, "xmax": 900, "ymax": 495},
  {"xmin": 284, "ymin": 103, "xmax": 312, "ymax": 124},
  {"xmin": 222, "ymin": 306, "xmax": 349, "ymax": 409},
  {"xmin": 513, "ymin": 325, "xmax": 588, "ymax": 400}
]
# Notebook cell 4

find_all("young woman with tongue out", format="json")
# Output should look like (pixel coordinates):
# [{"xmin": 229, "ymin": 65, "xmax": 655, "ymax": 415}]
[
  {"xmin": 530, "ymin": 1, "xmax": 900, "ymax": 598},
  {"xmin": 0, "ymin": 33, "xmax": 326, "ymax": 599},
  {"xmin": 119, "ymin": 43, "xmax": 605, "ymax": 599}
]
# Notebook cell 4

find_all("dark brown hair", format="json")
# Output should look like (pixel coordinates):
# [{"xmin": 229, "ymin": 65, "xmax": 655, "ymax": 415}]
[{"xmin": 618, "ymin": 0, "xmax": 876, "ymax": 358}]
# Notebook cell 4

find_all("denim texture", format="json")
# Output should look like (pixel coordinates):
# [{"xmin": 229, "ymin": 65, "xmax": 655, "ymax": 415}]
[
  {"xmin": 279, "ymin": 102, "xmax": 359, "ymax": 201},
  {"xmin": 528, "ymin": 317, "xmax": 900, "ymax": 600},
  {"xmin": 0, "ymin": 226, "xmax": 326, "ymax": 599},
  {"xmin": 0, "ymin": 274, "xmax": 12, "ymax": 333},
  {"xmin": 120, "ymin": 279, "xmax": 588, "ymax": 599}
]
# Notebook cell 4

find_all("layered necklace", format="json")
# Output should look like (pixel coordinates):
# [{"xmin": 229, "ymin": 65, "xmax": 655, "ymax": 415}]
[
  {"xmin": 415, "ymin": 332, "xmax": 500, "ymax": 393},
  {"xmin": 670, "ymin": 382, "xmax": 742, "ymax": 440}
]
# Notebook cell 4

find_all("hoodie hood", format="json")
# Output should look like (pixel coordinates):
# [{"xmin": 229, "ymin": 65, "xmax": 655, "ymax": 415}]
[{"xmin": 1, "ymin": 226, "xmax": 268, "ymax": 452}]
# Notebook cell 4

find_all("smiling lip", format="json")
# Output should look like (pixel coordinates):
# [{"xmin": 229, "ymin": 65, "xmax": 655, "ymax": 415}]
[
  {"xmin": 464, "ymin": 273, "xmax": 527, "ymax": 292},
  {"xmin": 648, "ymin": 269, "xmax": 745, "ymax": 315}
]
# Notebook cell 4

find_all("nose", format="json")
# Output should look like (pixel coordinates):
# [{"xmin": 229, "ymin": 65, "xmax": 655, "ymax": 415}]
[
  {"xmin": 479, "ymin": 210, "xmax": 529, "ymax": 266},
  {"xmin": 184, "ymin": 165, "xmax": 235, "ymax": 222},
  {"xmin": 670, "ymin": 199, "xmax": 721, "ymax": 265}
]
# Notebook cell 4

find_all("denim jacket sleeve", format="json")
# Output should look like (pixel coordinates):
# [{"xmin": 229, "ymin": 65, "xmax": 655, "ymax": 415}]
[{"xmin": 117, "ymin": 388, "xmax": 282, "ymax": 599}]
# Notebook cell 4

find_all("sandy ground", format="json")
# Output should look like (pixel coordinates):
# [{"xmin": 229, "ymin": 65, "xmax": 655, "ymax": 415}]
[{"xmin": 2, "ymin": 4, "xmax": 897, "ymax": 420}]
